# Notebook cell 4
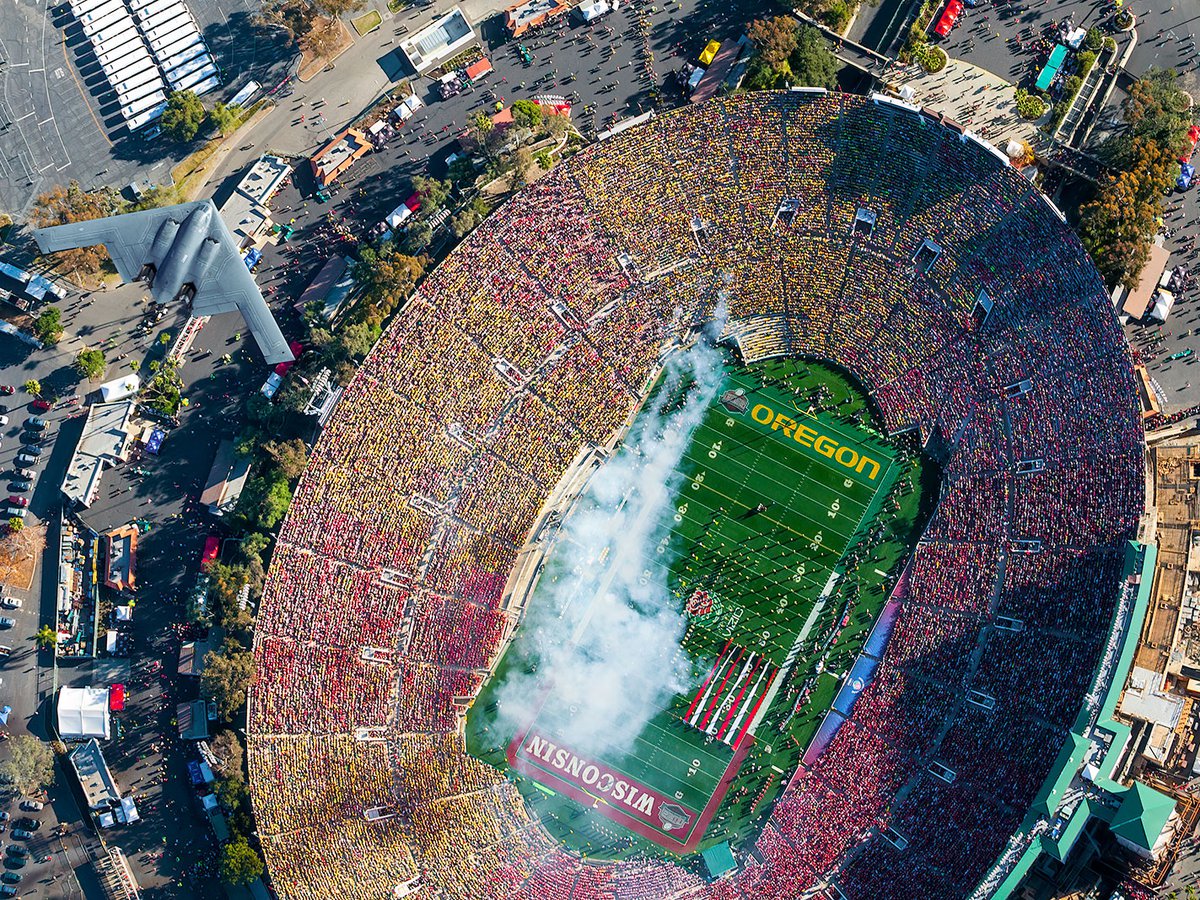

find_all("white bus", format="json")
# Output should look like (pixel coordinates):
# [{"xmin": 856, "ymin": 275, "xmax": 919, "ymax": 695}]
[
  {"xmin": 117, "ymin": 78, "xmax": 166, "ymax": 109},
  {"xmin": 113, "ymin": 68, "xmax": 163, "ymax": 100},
  {"xmin": 142, "ymin": 14, "xmax": 193, "ymax": 42},
  {"xmin": 154, "ymin": 33, "xmax": 204, "ymax": 60},
  {"xmin": 181, "ymin": 73, "xmax": 220, "ymax": 98},
  {"xmin": 172, "ymin": 64, "xmax": 217, "ymax": 92},
  {"xmin": 76, "ymin": 0, "xmax": 125, "ymax": 27},
  {"xmin": 165, "ymin": 53, "xmax": 212, "ymax": 85},
  {"xmin": 135, "ymin": 0, "xmax": 186, "ymax": 20},
  {"xmin": 82, "ymin": 9, "xmax": 134, "ymax": 37},
  {"xmin": 140, "ymin": 7, "xmax": 191, "ymax": 32},
  {"xmin": 148, "ymin": 23, "xmax": 198, "ymax": 51},
  {"xmin": 102, "ymin": 53, "xmax": 158, "ymax": 83},
  {"xmin": 71, "ymin": 0, "xmax": 119, "ymax": 18},
  {"xmin": 95, "ymin": 37, "xmax": 147, "ymax": 67},
  {"xmin": 89, "ymin": 21, "xmax": 138, "ymax": 48},
  {"xmin": 120, "ymin": 90, "xmax": 166, "ymax": 120},
  {"xmin": 126, "ymin": 101, "xmax": 167, "ymax": 131},
  {"xmin": 161, "ymin": 45, "xmax": 209, "ymax": 78}
]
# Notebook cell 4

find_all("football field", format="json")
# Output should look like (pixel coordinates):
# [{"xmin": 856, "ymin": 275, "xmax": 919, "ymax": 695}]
[{"xmin": 477, "ymin": 355, "xmax": 908, "ymax": 856}]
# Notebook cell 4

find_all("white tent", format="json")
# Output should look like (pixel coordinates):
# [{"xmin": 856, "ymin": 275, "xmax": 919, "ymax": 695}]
[
  {"xmin": 1149, "ymin": 289, "xmax": 1176, "ymax": 324},
  {"xmin": 99, "ymin": 374, "xmax": 141, "ymax": 402},
  {"xmin": 118, "ymin": 795, "xmax": 140, "ymax": 823},
  {"xmin": 57, "ymin": 686, "xmax": 112, "ymax": 740}
]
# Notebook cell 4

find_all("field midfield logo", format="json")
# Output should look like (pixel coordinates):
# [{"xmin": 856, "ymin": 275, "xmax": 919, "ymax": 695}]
[
  {"xmin": 749, "ymin": 403, "xmax": 882, "ymax": 481},
  {"xmin": 718, "ymin": 389, "xmax": 749, "ymax": 415}
]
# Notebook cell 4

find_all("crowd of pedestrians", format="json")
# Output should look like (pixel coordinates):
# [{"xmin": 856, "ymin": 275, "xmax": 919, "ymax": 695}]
[{"xmin": 245, "ymin": 91, "xmax": 1144, "ymax": 900}]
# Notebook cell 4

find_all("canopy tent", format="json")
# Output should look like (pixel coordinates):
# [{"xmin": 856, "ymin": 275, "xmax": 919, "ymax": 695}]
[
  {"xmin": 57, "ymin": 686, "xmax": 112, "ymax": 740},
  {"xmin": 1035, "ymin": 43, "xmax": 1068, "ymax": 90},
  {"xmin": 98, "ymin": 374, "xmax": 140, "ymax": 402}
]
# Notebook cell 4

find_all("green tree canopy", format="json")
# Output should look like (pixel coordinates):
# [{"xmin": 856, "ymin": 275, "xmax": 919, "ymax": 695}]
[
  {"xmin": 790, "ymin": 25, "xmax": 840, "ymax": 90},
  {"xmin": 201, "ymin": 641, "xmax": 255, "ymax": 723},
  {"xmin": 33, "ymin": 306, "xmax": 63, "ymax": 344},
  {"xmin": 0, "ymin": 736, "xmax": 54, "ymax": 795},
  {"xmin": 1079, "ymin": 136, "xmax": 1176, "ymax": 290},
  {"xmin": 411, "ymin": 175, "xmax": 451, "ymax": 214},
  {"xmin": 353, "ymin": 244, "xmax": 424, "ymax": 326},
  {"xmin": 208, "ymin": 102, "xmax": 241, "ymax": 136},
  {"xmin": 220, "ymin": 837, "xmax": 264, "ymax": 885},
  {"xmin": 22, "ymin": 380, "xmax": 41, "ymax": 396},
  {"xmin": 510, "ymin": 99, "xmax": 544, "ymax": 130},
  {"xmin": 35, "ymin": 625, "xmax": 57, "ymax": 650},
  {"xmin": 263, "ymin": 438, "xmax": 310, "ymax": 480},
  {"xmin": 161, "ymin": 90, "xmax": 207, "ymax": 142},
  {"xmin": 74, "ymin": 347, "xmax": 106, "ymax": 381}
]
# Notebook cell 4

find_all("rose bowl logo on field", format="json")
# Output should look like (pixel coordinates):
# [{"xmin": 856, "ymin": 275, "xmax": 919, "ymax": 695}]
[
  {"xmin": 718, "ymin": 389, "xmax": 748, "ymax": 415},
  {"xmin": 658, "ymin": 803, "xmax": 691, "ymax": 832}
]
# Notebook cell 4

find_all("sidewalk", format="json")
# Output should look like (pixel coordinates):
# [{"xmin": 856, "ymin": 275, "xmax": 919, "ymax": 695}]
[{"xmin": 888, "ymin": 57, "xmax": 1041, "ymax": 151}]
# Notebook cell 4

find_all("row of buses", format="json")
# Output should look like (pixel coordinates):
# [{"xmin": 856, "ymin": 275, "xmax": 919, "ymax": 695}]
[{"xmin": 69, "ymin": 0, "xmax": 218, "ymax": 132}]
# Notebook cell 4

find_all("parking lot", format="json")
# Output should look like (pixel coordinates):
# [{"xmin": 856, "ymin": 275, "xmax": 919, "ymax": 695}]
[{"xmin": 0, "ymin": 0, "xmax": 293, "ymax": 219}]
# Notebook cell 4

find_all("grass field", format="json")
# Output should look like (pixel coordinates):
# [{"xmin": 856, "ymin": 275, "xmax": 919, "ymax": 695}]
[{"xmin": 467, "ymin": 354, "xmax": 935, "ymax": 861}]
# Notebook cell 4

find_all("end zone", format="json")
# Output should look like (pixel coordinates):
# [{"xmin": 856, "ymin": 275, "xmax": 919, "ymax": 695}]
[{"xmin": 507, "ymin": 729, "xmax": 752, "ymax": 854}]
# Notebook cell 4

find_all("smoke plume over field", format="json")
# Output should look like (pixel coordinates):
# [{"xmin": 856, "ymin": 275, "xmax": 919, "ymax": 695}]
[{"xmin": 494, "ymin": 340, "xmax": 727, "ymax": 758}]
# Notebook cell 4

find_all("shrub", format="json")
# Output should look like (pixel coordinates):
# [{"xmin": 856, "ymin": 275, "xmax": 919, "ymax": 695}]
[
  {"xmin": 1015, "ymin": 88, "xmax": 1047, "ymax": 120},
  {"xmin": 1077, "ymin": 51, "xmax": 1096, "ymax": 77},
  {"xmin": 1085, "ymin": 26, "xmax": 1103, "ymax": 51}
]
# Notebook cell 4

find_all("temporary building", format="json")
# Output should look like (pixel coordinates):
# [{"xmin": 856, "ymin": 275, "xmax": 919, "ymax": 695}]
[
  {"xmin": 98, "ymin": 373, "xmax": 140, "ymax": 402},
  {"xmin": 58, "ymin": 686, "xmax": 112, "ymax": 740}
]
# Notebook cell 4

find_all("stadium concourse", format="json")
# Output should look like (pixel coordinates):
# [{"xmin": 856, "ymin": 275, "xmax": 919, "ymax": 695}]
[{"xmin": 244, "ymin": 90, "xmax": 1145, "ymax": 900}]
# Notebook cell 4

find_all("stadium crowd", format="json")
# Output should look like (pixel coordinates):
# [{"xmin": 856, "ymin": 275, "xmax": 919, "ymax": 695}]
[{"xmin": 247, "ymin": 91, "xmax": 1144, "ymax": 899}]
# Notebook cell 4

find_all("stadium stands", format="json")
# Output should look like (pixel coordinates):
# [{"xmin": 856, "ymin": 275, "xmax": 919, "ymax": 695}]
[{"xmin": 247, "ymin": 91, "xmax": 1144, "ymax": 899}]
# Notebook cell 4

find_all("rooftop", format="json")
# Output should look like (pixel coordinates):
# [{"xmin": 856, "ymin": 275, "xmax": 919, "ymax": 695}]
[
  {"xmin": 61, "ymin": 400, "xmax": 137, "ymax": 508},
  {"xmin": 69, "ymin": 738, "xmax": 121, "ymax": 811},
  {"xmin": 399, "ymin": 6, "xmax": 477, "ymax": 73}
]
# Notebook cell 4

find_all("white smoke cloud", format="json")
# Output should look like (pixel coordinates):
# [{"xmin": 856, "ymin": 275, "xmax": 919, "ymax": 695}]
[{"xmin": 494, "ymin": 340, "xmax": 728, "ymax": 759}]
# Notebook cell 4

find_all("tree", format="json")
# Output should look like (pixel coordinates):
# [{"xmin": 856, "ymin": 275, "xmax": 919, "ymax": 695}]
[
  {"xmin": 208, "ymin": 102, "xmax": 241, "ymax": 136},
  {"xmin": 790, "ymin": 26, "xmax": 840, "ymax": 90},
  {"xmin": 451, "ymin": 207, "xmax": 480, "ymax": 238},
  {"xmin": 6, "ymin": 518, "xmax": 22, "ymax": 534},
  {"xmin": 0, "ymin": 736, "xmax": 54, "ymax": 795},
  {"xmin": 74, "ymin": 347, "xmax": 106, "ymax": 381},
  {"xmin": 310, "ymin": 0, "xmax": 362, "ymax": 15},
  {"xmin": 235, "ymin": 472, "xmax": 291, "ymax": 531},
  {"xmin": 353, "ymin": 244, "xmax": 424, "ymax": 325},
  {"xmin": 210, "ymin": 729, "xmax": 246, "ymax": 781},
  {"xmin": 411, "ymin": 175, "xmax": 451, "ymax": 214},
  {"xmin": 143, "ymin": 359, "xmax": 184, "ymax": 415},
  {"xmin": 301, "ymin": 16, "xmax": 342, "ymax": 59},
  {"xmin": 220, "ymin": 837, "xmax": 264, "ymax": 885},
  {"xmin": 1079, "ymin": 136, "xmax": 1176, "ymax": 289},
  {"xmin": 31, "ymin": 182, "xmax": 117, "ymax": 277},
  {"xmin": 1116, "ymin": 68, "xmax": 1196, "ymax": 158},
  {"xmin": 35, "ymin": 625, "xmax": 57, "ymax": 650},
  {"xmin": 201, "ymin": 641, "xmax": 255, "ymax": 723},
  {"xmin": 263, "ymin": 438, "xmax": 309, "ymax": 479},
  {"xmin": 747, "ymin": 16, "xmax": 799, "ymax": 67},
  {"xmin": 33, "ymin": 306, "xmax": 63, "ymax": 345},
  {"xmin": 534, "ymin": 149, "xmax": 553, "ymax": 170},
  {"xmin": 510, "ymin": 99, "xmax": 543, "ymax": 130},
  {"xmin": 334, "ymin": 320, "xmax": 375, "ymax": 360},
  {"xmin": 161, "ymin": 90, "xmax": 207, "ymax": 142},
  {"xmin": 22, "ymin": 380, "xmax": 41, "ymax": 397},
  {"xmin": 239, "ymin": 532, "xmax": 271, "ymax": 568}
]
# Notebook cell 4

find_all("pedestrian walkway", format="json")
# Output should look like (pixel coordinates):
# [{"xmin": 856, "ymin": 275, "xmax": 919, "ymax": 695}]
[{"xmin": 887, "ymin": 56, "xmax": 1041, "ymax": 152}]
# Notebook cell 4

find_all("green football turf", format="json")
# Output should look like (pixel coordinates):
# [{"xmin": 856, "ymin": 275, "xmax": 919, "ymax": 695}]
[{"xmin": 466, "ymin": 354, "xmax": 934, "ymax": 861}]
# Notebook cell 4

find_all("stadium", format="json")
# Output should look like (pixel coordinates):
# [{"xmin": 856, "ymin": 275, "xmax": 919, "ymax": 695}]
[{"xmin": 245, "ymin": 90, "xmax": 1145, "ymax": 900}]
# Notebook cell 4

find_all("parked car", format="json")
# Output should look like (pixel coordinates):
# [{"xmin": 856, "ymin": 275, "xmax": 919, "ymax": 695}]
[
  {"xmin": 16, "ymin": 803, "xmax": 40, "ymax": 813},
  {"xmin": 14, "ymin": 456, "xmax": 37, "ymax": 468},
  {"xmin": 2, "ymin": 858, "xmax": 24, "ymax": 870},
  {"xmin": 18, "ymin": 434, "xmax": 43, "ymax": 446},
  {"xmin": 4, "ymin": 844, "xmax": 27, "ymax": 857},
  {"xmin": 0, "ymin": 620, "xmax": 16, "ymax": 630},
  {"xmin": 17, "ymin": 446, "xmax": 40, "ymax": 458},
  {"xmin": 0, "ymin": 600, "xmax": 19, "ymax": 610},
  {"xmin": 6, "ymin": 484, "xmax": 30, "ymax": 494},
  {"xmin": 0, "ymin": 882, "xmax": 16, "ymax": 895},
  {"xmin": 4, "ymin": 510, "xmax": 24, "ymax": 520},
  {"xmin": 1, "ymin": 869, "xmax": 20, "ymax": 882},
  {"xmin": 0, "ymin": 416, "xmax": 7, "ymax": 427},
  {"xmin": 4, "ymin": 498, "xmax": 25, "ymax": 508},
  {"xmin": 13, "ymin": 469, "xmax": 32, "ymax": 480},
  {"xmin": 29, "ymin": 399, "xmax": 50, "ymax": 412},
  {"xmin": 11, "ymin": 820, "xmax": 36, "ymax": 832},
  {"xmin": 0, "ymin": 388, "xmax": 12, "ymax": 396},
  {"xmin": 23, "ymin": 418, "xmax": 46, "ymax": 431},
  {"xmin": 10, "ymin": 832, "xmax": 31, "ymax": 842}
]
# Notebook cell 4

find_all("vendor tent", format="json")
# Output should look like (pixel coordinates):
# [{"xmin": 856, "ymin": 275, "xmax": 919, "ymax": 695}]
[
  {"xmin": 98, "ymin": 374, "xmax": 141, "ymax": 403},
  {"xmin": 57, "ymin": 686, "xmax": 111, "ymax": 740}
]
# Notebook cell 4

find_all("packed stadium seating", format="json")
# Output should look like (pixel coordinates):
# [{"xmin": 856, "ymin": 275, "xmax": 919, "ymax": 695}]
[{"xmin": 247, "ymin": 91, "xmax": 1144, "ymax": 899}]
